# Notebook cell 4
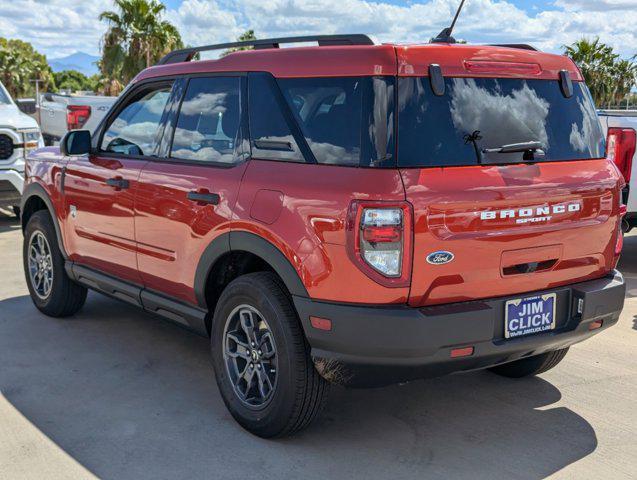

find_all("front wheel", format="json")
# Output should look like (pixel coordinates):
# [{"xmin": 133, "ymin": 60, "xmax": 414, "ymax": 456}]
[
  {"xmin": 211, "ymin": 272, "xmax": 329, "ymax": 438},
  {"xmin": 489, "ymin": 348, "xmax": 569, "ymax": 378},
  {"xmin": 23, "ymin": 210, "xmax": 87, "ymax": 316}
]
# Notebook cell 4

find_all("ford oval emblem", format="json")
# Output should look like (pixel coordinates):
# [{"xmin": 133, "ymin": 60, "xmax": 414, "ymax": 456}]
[{"xmin": 426, "ymin": 251, "xmax": 454, "ymax": 265}]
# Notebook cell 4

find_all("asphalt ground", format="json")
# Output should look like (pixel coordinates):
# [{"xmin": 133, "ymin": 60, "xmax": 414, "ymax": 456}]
[{"xmin": 0, "ymin": 211, "xmax": 635, "ymax": 479}]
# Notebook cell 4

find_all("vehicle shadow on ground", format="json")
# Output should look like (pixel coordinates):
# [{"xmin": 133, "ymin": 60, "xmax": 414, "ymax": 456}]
[
  {"xmin": 0, "ymin": 213, "xmax": 19, "ymax": 234},
  {"xmin": 0, "ymin": 293, "xmax": 597, "ymax": 480},
  {"xmin": 619, "ymin": 234, "xmax": 637, "ymax": 299}
]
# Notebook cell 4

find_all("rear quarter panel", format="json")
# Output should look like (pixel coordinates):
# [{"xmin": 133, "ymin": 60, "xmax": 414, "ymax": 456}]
[{"xmin": 235, "ymin": 159, "xmax": 409, "ymax": 304}]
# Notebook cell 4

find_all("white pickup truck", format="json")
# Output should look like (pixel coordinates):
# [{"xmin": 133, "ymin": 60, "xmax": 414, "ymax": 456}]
[
  {"xmin": 38, "ymin": 92, "xmax": 116, "ymax": 145},
  {"xmin": 0, "ymin": 81, "xmax": 43, "ymax": 216},
  {"xmin": 599, "ymin": 110, "xmax": 637, "ymax": 232}
]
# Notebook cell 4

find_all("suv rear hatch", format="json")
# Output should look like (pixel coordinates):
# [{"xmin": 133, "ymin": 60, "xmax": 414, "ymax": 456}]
[{"xmin": 396, "ymin": 46, "xmax": 623, "ymax": 307}]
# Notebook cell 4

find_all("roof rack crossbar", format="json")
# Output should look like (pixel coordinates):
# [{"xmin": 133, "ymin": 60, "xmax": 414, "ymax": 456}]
[{"xmin": 157, "ymin": 34, "xmax": 377, "ymax": 65}]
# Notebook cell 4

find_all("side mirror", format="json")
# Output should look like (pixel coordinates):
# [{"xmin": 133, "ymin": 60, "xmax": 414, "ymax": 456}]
[{"xmin": 61, "ymin": 130, "xmax": 91, "ymax": 156}]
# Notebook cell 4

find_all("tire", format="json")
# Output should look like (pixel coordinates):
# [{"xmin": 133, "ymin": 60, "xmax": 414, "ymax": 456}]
[
  {"xmin": 489, "ymin": 348, "xmax": 569, "ymax": 378},
  {"xmin": 211, "ymin": 272, "xmax": 329, "ymax": 438},
  {"xmin": 23, "ymin": 210, "xmax": 87, "ymax": 317}
]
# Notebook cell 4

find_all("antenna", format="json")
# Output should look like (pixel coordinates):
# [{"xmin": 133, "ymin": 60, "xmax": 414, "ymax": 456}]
[{"xmin": 431, "ymin": 0, "xmax": 467, "ymax": 44}]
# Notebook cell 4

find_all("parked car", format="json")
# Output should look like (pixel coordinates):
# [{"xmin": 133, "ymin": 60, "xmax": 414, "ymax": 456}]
[
  {"xmin": 37, "ymin": 92, "xmax": 116, "ymax": 145},
  {"xmin": 21, "ymin": 34, "xmax": 626, "ymax": 438},
  {"xmin": 0, "ymin": 81, "xmax": 43, "ymax": 216},
  {"xmin": 598, "ymin": 110, "xmax": 637, "ymax": 232}
]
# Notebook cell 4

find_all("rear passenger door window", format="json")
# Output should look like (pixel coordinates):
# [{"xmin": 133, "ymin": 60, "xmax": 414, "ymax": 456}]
[
  {"xmin": 101, "ymin": 84, "xmax": 172, "ymax": 156},
  {"xmin": 170, "ymin": 76, "xmax": 244, "ymax": 164}
]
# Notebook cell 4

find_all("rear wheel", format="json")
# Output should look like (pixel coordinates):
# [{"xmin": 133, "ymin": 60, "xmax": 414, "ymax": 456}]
[
  {"xmin": 211, "ymin": 272, "xmax": 329, "ymax": 438},
  {"xmin": 489, "ymin": 348, "xmax": 569, "ymax": 378},
  {"xmin": 23, "ymin": 210, "xmax": 87, "ymax": 317}
]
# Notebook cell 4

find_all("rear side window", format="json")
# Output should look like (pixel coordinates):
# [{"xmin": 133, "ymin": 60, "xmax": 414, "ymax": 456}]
[
  {"xmin": 278, "ymin": 77, "xmax": 395, "ymax": 167},
  {"xmin": 101, "ymin": 85, "xmax": 172, "ymax": 156},
  {"xmin": 248, "ymin": 74, "xmax": 303, "ymax": 162},
  {"xmin": 171, "ymin": 76, "xmax": 242, "ymax": 163},
  {"xmin": 398, "ymin": 77, "xmax": 605, "ymax": 167}
]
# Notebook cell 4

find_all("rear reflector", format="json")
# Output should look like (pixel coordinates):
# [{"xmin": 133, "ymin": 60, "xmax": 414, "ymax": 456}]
[
  {"xmin": 310, "ymin": 316, "xmax": 332, "ymax": 331},
  {"xmin": 588, "ymin": 320, "xmax": 603, "ymax": 331},
  {"xmin": 362, "ymin": 225, "xmax": 402, "ymax": 243},
  {"xmin": 464, "ymin": 61, "xmax": 542, "ymax": 76},
  {"xmin": 450, "ymin": 346, "xmax": 474, "ymax": 358}
]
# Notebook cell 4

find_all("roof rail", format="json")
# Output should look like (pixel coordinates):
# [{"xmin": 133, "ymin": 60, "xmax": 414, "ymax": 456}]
[
  {"xmin": 157, "ymin": 34, "xmax": 377, "ymax": 65},
  {"xmin": 489, "ymin": 44, "xmax": 539, "ymax": 51}
]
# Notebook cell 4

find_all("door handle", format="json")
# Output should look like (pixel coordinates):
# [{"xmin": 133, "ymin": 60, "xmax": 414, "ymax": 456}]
[
  {"xmin": 105, "ymin": 177, "xmax": 129, "ymax": 190},
  {"xmin": 187, "ymin": 191, "xmax": 220, "ymax": 205}
]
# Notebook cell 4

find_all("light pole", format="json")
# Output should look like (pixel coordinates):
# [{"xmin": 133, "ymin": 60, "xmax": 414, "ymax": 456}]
[{"xmin": 30, "ymin": 78, "xmax": 43, "ymax": 125}]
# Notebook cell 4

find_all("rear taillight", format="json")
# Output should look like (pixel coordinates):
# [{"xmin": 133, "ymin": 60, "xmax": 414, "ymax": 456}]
[
  {"xmin": 607, "ymin": 127, "xmax": 636, "ymax": 182},
  {"xmin": 67, "ymin": 105, "xmax": 91, "ymax": 130},
  {"xmin": 347, "ymin": 201, "xmax": 412, "ymax": 287}
]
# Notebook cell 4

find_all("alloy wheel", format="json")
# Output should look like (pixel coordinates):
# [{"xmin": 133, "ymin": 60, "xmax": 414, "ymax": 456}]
[
  {"xmin": 223, "ymin": 304, "xmax": 278, "ymax": 409},
  {"xmin": 27, "ymin": 231, "xmax": 54, "ymax": 299}
]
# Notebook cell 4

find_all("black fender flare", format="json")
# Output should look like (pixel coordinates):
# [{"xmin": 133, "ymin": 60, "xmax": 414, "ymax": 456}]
[
  {"xmin": 21, "ymin": 182, "xmax": 68, "ymax": 259},
  {"xmin": 194, "ymin": 231, "xmax": 309, "ymax": 308}
]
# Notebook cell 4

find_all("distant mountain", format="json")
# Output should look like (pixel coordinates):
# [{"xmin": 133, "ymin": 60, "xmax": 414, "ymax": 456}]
[{"xmin": 49, "ymin": 52, "xmax": 100, "ymax": 77}]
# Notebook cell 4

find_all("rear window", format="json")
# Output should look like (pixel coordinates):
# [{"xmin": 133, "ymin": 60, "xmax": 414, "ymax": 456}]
[{"xmin": 398, "ymin": 77, "xmax": 605, "ymax": 167}]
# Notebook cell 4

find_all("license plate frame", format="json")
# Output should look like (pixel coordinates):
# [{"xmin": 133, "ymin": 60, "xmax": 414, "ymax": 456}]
[{"xmin": 504, "ymin": 293, "xmax": 557, "ymax": 339}]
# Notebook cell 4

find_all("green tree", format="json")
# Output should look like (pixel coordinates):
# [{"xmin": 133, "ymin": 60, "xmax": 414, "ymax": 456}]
[
  {"xmin": 609, "ymin": 59, "xmax": 637, "ymax": 106},
  {"xmin": 564, "ymin": 37, "xmax": 636, "ymax": 107},
  {"xmin": 53, "ymin": 70, "xmax": 92, "ymax": 93},
  {"xmin": 0, "ymin": 38, "xmax": 55, "ymax": 98},
  {"xmin": 99, "ymin": 0, "xmax": 183, "ymax": 89},
  {"xmin": 221, "ymin": 30, "xmax": 257, "ymax": 57}
]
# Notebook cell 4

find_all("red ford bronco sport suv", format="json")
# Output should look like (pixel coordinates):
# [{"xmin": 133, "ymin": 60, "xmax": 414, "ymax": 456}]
[{"xmin": 21, "ymin": 34, "xmax": 626, "ymax": 438}]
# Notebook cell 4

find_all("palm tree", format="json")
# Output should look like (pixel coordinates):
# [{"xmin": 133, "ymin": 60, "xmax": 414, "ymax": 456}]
[
  {"xmin": 564, "ymin": 37, "xmax": 637, "ymax": 107},
  {"xmin": 610, "ymin": 59, "xmax": 637, "ymax": 106},
  {"xmin": 221, "ymin": 30, "xmax": 257, "ymax": 57},
  {"xmin": 0, "ymin": 38, "xmax": 54, "ymax": 98},
  {"xmin": 99, "ymin": 0, "xmax": 183, "ymax": 88},
  {"xmin": 564, "ymin": 37, "xmax": 618, "ymax": 105}
]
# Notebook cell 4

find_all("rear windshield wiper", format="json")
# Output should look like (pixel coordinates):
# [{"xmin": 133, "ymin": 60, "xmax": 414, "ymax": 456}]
[{"xmin": 482, "ymin": 141, "xmax": 545, "ymax": 161}]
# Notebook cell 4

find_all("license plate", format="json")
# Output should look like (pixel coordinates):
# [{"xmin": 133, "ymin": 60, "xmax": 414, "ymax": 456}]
[{"xmin": 504, "ymin": 293, "xmax": 556, "ymax": 339}]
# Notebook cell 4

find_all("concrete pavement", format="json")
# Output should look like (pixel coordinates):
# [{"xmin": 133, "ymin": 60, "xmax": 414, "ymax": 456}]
[{"xmin": 0, "ymin": 211, "xmax": 635, "ymax": 480}]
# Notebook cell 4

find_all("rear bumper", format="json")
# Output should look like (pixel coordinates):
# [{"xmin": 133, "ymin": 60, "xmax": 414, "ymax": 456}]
[
  {"xmin": 293, "ymin": 270, "xmax": 625, "ymax": 387},
  {"xmin": 0, "ymin": 169, "xmax": 24, "ymax": 208}
]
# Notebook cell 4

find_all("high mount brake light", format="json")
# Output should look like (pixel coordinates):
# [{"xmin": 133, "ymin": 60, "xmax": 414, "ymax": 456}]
[
  {"xmin": 67, "ymin": 105, "xmax": 91, "ymax": 131},
  {"xmin": 347, "ymin": 202, "xmax": 413, "ymax": 288},
  {"xmin": 463, "ymin": 61, "xmax": 542, "ymax": 76},
  {"xmin": 607, "ymin": 127, "xmax": 636, "ymax": 183}
]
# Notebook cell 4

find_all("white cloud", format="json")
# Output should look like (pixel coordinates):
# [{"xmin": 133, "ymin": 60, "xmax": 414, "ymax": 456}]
[
  {"xmin": 166, "ymin": 0, "xmax": 241, "ymax": 47},
  {"xmin": 0, "ymin": 0, "xmax": 111, "ymax": 58},
  {"xmin": 1, "ymin": 0, "xmax": 636, "ymax": 60}
]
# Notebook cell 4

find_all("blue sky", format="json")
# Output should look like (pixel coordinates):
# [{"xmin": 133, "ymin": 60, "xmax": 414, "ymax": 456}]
[
  {"xmin": 160, "ymin": 0, "xmax": 558, "ymax": 15},
  {"xmin": 1, "ymin": 0, "xmax": 636, "ymax": 59}
]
